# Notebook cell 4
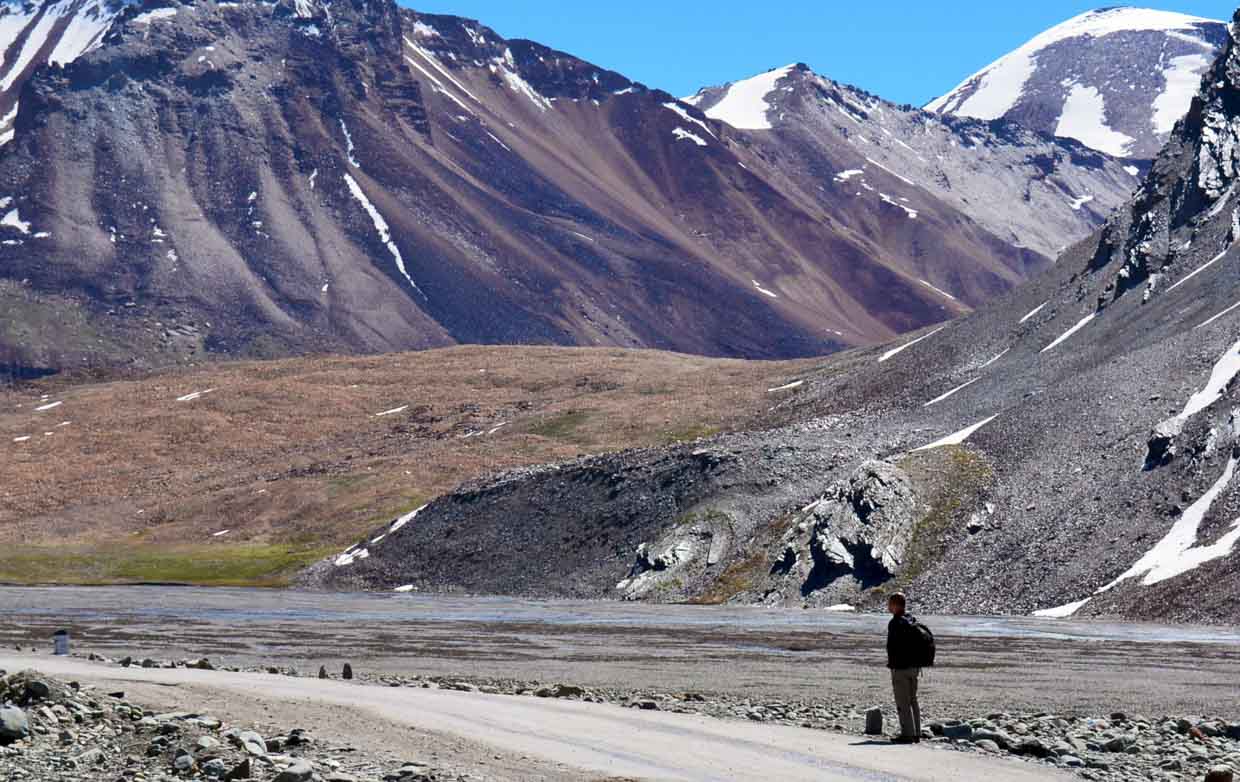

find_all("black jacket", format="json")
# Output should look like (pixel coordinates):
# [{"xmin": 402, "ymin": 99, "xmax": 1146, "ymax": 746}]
[{"xmin": 886, "ymin": 613, "xmax": 921, "ymax": 670}]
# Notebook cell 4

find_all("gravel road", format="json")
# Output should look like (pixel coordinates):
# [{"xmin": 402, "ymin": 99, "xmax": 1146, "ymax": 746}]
[{"xmin": 0, "ymin": 654, "xmax": 1070, "ymax": 781}]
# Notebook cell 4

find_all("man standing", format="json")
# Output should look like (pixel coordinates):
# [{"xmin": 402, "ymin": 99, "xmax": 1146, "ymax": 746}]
[{"xmin": 886, "ymin": 592, "xmax": 922, "ymax": 743}]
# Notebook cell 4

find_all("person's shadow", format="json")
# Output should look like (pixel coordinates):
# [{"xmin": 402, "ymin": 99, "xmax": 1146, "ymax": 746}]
[{"xmin": 848, "ymin": 740, "xmax": 904, "ymax": 747}]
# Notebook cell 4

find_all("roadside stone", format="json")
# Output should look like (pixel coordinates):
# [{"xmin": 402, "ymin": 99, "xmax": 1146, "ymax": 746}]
[
  {"xmin": 173, "ymin": 748, "xmax": 195, "ymax": 772},
  {"xmin": 1205, "ymin": 767, "xmax": 1235, "ymax": 782},
  {"xmin": 273, "ymin": 758, "xmax": 314, "ymax": 782},
  {"xmin": 1014, "ymin": 737, "xmax": 1053, "ymax": 758},
  {"xmin": 973, "ymin": 739, "xmax": 1001, "ymax": 752},
  {"xmin": 23, "ymin": 680, "xmax": 50, "ymax": 702},
  {"xmin": 237, "ymin": 730, "xmax": 267, "ymax": 757},
  {"xmin": 0, "ymin": 707, "xmax": 28, "ymax": 745},
  {"xmin": 224, "ymin": 757, "xmax": 253, "ymax": 780},
  {"xmin": 942, "ymin": 723, "xmax": 973, "ymax": 740},
  {"xmin": 196, "ymin": 735, "xmax": 220, "ymax": 751},
  {"xmin": 319, "ymin": 666, "xmax": 329, "ymax": 680},
  {"xmin": 972, "ymin": 729, "xmax": 1013, "ymax": 749},
  {"xmin": 864, "ymin": 707, "xmax": 883, "ymax": 735},
  {"xmin": 342, "ymin": 664, "xmax": 353, "ymax": 680},
  {"xmin": 202, "ymin": 757, "xmax": 228, "ymax": 777}
]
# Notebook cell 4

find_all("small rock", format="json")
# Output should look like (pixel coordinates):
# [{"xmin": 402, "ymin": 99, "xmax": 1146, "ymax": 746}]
[
  {"xmin": 202, "ymin": 758, "xmax": 228, "ymax": 777},
  {"xmin": 225, "ymin": 757, "xmax": 253, "ymax": 780},
  {"xmin": 1205, "ymin": 767, "xmax": 1234, "ymax": 782},
  {"xmin": 237, "ymin": 730, "xmax": 267, "ymax": 757},
  {"xmin": 71, "ymin": 747, "xmax": 104, "ymax": 768},
  {"xmin": 196, "ymin": 735, "xmax": 221, "ymax": 751},
  {"xmin": 864, "ymin": 707, "xmax": 883, "ymax": 735},
  {"xmin": 318, "ymin": 666, "xmax": 329, "ymax": 680},
  {"xmin": 272, "ymin": 759, "xmax": 314, "ymax": 782},
  {"xmin": 23, "ymin": 680, "xmax": 51, "ymax": 702},
  {"xmin": 173, "ymin": 749, "xmax": 195, "ymax": 772},
  {"xmin": 342, "ymin": 663, "xmax": 353, "ymax": 680}
]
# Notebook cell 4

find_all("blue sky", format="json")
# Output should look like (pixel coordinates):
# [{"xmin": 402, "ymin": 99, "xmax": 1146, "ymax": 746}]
[{"xmin": 404, "ymin": 1, "xmax": 1234, "ymax": 105}]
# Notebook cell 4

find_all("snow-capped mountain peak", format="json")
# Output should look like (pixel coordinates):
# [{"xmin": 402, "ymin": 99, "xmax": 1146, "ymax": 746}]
[{"xmin": 925, "ymin": 6, "xmax": 1229, "ymax": 159}]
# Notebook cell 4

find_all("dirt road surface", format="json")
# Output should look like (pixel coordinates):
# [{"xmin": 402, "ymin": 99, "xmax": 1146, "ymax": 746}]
[{"xmin": 0, "ymin": 654, "xmax": 1069, "ymax": 782}]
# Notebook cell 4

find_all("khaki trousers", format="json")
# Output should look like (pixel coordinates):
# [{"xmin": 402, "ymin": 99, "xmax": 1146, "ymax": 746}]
[{"xmin": 891, "ymin": 667, "xmax": 921, "ymax": 738}]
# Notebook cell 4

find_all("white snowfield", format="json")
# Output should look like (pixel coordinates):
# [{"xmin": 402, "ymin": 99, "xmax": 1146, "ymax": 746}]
[
  {"xmin": 703, "ymin": 64, "xmax": 797, "ymax": 130},
  {"xmin": 0, "ymin": 656, "xmax": 1071, "ymax": 782},
  {"xmin": 927, "ymin": 8, "xmax": 1219, "ymax": 119},
  {"xmin": 926, "ymin": 8, "xmax": 1220, "ymax": 158},
  {"xmin": 1055, "ymin": 84, "xmax": 1134, "ymax": 158}
]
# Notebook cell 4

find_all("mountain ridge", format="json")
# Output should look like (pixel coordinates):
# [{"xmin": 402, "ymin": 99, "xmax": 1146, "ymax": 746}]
[{"xmin": 0, "ymin": 0, "xmax": 1133, "ymax": 378}]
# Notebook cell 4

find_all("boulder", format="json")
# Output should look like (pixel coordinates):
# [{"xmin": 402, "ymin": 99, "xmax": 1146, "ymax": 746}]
[
  {"xmin": 224, "ymin": 758, "xmax": 252, "ymax": 780},
  {"xmin": 1205, "ymin": 767, "xmax": 1234, "ymax": 782},
  {"xmin": 942, "ymin": 723, "xmax": 974, "ymax": 740},
  {"xmin": 0, "ymin": 706, "xmax": 29, "ymax": 745}
]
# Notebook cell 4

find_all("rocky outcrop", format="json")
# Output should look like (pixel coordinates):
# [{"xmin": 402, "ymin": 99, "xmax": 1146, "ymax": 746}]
[{"xmin": 768, "ymin": 460, "xmax": 918, "ymax": 603}]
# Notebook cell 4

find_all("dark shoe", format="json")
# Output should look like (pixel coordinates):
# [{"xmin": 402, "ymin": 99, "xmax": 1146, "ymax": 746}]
[{"xmin": 891, "ymin": 736, "xmax": 918, "ymax": 744}]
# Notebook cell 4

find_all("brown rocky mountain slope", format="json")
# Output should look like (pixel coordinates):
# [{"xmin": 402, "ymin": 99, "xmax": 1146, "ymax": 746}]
[{"xmin": 0, "ymin": 0, "xmax": 1136, "ymax": 376}]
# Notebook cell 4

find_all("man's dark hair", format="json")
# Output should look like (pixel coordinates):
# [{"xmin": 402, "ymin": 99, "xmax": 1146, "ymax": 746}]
[{"xmin": 888, "ymin": 592, "xmax": 907, "ymax": 609}]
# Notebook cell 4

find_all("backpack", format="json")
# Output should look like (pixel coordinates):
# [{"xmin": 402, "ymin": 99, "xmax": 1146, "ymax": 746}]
[{"xmin": 910, "ymin": 618, "xmax": 936, "ymax": 667}]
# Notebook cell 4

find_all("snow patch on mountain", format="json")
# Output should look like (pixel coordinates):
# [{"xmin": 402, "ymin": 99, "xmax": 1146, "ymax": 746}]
[
  {"xmin": 672, "ymin": 127, "xmax": 707, "ymax": 146},
  {"xmin": 703, "ymin": 65, "xmax": 796, "ymax": 130},
  {"xmin": 663, "ymin": 102, "xmax": 715, "ymax": 138},
  {"xmin": 912, "ymin": 414, "xmax": 999, "ymax": 452},
  {"xmin": 344, "ymin": 174, "xmax": 425, "ymax": 299},
  {"xmin": 1055, "ymin": 84, "xmax": 1133, "ymax": 157},
  {"xmin": 1040, "ymin": 312, "xmax": 1097, "ymax": 353},
  {"xmin": 1153, "ymin": 53, "xmax": 1211, "ymax": 134}
]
